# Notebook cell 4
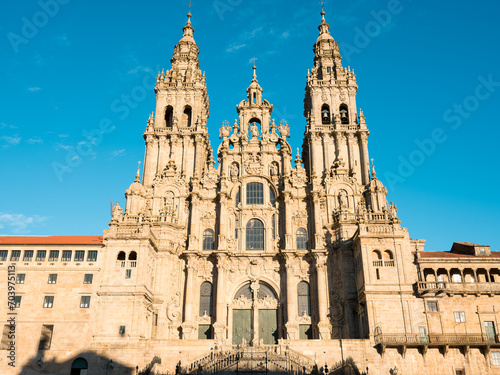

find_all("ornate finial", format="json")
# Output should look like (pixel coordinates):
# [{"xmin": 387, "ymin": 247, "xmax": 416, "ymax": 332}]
[
  {"xmin": 295, "ymin": 148, "xmax": 303, "ymax": 164},
  {"xmin": 186, "ymin": 0, "xmax": 194, "ymax": 18},
  {"xmin": 135, "ymin": 161, "xmax": 141, "ymax": 182},
  {"xmin": 251, "ymin": 57, "xmax": 258, "ymax": 82},
  {"xmin": 371, "ymin": 158, "xmax": 377, "ymax": 179}
]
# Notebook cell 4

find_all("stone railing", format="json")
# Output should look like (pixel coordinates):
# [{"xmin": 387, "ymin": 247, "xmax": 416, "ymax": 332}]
[
  {"xmin": 375, "ymin": 333, "xmax": 498, "ymax": 346},
  {"xmin": 372, "ymin": 260, "xmax": 395, "ymax": 267},
  {"xmin": 417, "ymin": 281, "xmax": 500, "ymax": 294}
]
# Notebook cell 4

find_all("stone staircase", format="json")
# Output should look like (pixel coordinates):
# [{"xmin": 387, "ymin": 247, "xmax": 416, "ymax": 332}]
[{"xmin": 183, "ymin": 344, "xmax": 314, "ymax": 374}]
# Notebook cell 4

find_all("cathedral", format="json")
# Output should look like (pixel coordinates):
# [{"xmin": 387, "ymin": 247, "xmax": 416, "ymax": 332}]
[{"xmin": 1, "ymin": 9, "xmax": 500, "ymax": 375}]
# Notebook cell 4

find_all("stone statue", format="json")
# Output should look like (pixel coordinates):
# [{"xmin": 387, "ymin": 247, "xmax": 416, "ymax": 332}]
[
  {"xmin": 270, "ymin": 163, "xmax": 278, "ymax": 176},
  {"xmin": 250, "ymin": 122, "xmax": 259, "ymax": 139},
  {"xmin": 230, "ymin": 163, "xmax": 239, "ymax": 177}
]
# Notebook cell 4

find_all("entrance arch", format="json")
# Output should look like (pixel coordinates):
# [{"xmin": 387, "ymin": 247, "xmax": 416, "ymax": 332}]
[
  {"xmin": 231, "ymin": 281, "xmax": 279, "ymax": 345},
  {"xmin": 70, "ymin": 358, "xmax": 88, "ymax": 375}
]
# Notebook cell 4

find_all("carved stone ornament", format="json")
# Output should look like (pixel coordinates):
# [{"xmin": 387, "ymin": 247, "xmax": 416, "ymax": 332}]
[{"xmin": 244, "ymin": 152, "xmax": 263, "ymax": 175}]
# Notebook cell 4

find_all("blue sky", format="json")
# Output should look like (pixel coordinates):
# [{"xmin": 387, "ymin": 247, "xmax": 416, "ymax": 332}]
[{"xmin": 0, "ymin": 0, "xmax": 499, "ymax": 251}]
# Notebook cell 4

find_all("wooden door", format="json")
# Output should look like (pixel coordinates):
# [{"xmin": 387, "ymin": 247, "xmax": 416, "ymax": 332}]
[
  {"xmin": 259, "ymin": 309, "xmax": 278, "ymax": 345},
  {"xmin": 233, "ymin": 309, "xmax": 252, "ymax": 345}
]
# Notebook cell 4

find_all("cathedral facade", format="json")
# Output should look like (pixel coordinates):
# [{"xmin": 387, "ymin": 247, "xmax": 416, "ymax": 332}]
[{"xmin": 1, "ymin": 10, "xmax": 500, "ymax": 375}]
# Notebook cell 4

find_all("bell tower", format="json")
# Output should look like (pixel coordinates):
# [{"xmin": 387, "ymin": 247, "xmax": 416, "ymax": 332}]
[
  {"xmin": 302, "ymin": 10, "xmax": 370, "ymax": 187},
  {"xmin": 142, "ymin": 11, "xmax": 211, "ymax": 187}
]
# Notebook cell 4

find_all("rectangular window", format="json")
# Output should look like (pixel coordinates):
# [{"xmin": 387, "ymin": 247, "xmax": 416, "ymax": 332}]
[
  {"xmin": 16, "ymin": 274, "xmax": 25, "ymax": 284},
  {"xmin": 0, "ymin": 250, "xmax": 7, "ymax": 261},
  {"xmin": 74, "ymin": 251, "xmax": 85, "ymax": 261},
  {"xmin": 10, "ymin": 250, "xmax": 21, "ymax": 261},
  {"xmin": 14, "ymin": 296, "xmax": 21, "ymax": 308},
  {"xmin": 83, "ymin": 274, "xmax": 93, "ymax": 284},
  {"xmin": 456, "ymin": 370, "xmax": 465, "ymax": 375},
  {"xmin": 119, "ymin": 326, "xmax": 126, "ymax": 335},
  {"xmin": 246, "ymin": 182, "xmax": 264, "ymax": 205},
  {"xmin": 80, "ymin": 296, "xmax": 91, "ymax": 308},
  {"xmin": 61, "ymin": 250, "xmax": 72, "ymax": 261},
  {"xmin": 43, "ymin": 296, "xmax": 54, "ymax": 308},
  {"xmin": 48, "ymin": 250, "xmax": 59, "ymax": 261},
  {"xmin": 87, "ymin": 250, "xmax": 98, "ymax": 262},
  {"xmin": 23, "ymin": 250, "xmax": 34, "ymax": 262},
  {"xmin": 48, "ymin": 274, "xmax": 57, "ymax": 284},
  {"xmin": 36, "ymin": 250, "xmax": 47, "ymax": 261},
  {"xmin": 427, "ymin": 301, "xmax": 438, "ymax": 312},
  {"xmin": 454, "ymin": 311, "xmax": 466, "ymax": 323},
  {"xmin": 125, "ymin": 269, "xmax": 132, "ymax": 279},
  {"xmin": 38, "ymin": 324, "xmax": 54, "ymax": 350},
  {"xmin": 198, "ymin": 324, "xmax": 212, "ymax": 340},
  {"xmin": 492, "ymin": 351, "xmax": 500, "ymax": 366}
]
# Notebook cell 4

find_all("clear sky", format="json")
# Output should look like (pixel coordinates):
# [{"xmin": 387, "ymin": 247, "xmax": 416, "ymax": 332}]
[{"xmin": 1, "ymin": 0, "xmax": 499, "ymax": 251}]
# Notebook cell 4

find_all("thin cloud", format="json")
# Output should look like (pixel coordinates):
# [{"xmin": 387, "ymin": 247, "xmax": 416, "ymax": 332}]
[
  {"xmin": 0, "ymin": 135, "xmax": 21, "ymax": 146},
  {"xmin": 58, "ymin": 134, "xmax": 69, "ymax": 138},
  {"xmin": 0, "ymin": 212, "xmax": 49, "ymax": 234},
  {"xmin": 226, "ymin": 43, "xmax": 247, "ymax": 53},
  {"xmin": 28, "ymin": 87, "xmax": 41, "ymax": 92},
  {"xmin": 111, "ymin": 149, "xmax": 126, "ymax": 157},
  {"xmin": 1, "ymin": 122, "xmax": 17, "ymax": 129},
  {"xmin": 128, "ymin": 65, "xmax": 152, "ymax": 74},
  {"xmin": 27, "ymin": 138, "xmax": 43, "ymax": 144}
]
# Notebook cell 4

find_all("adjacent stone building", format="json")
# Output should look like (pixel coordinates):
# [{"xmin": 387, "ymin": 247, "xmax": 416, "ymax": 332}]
[{"xmin": 1, "ymin": 10, "xmax": 499, "ymax": 375}]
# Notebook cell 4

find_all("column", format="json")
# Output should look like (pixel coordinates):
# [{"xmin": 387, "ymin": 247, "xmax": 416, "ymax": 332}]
[
  {"xmin": 213, "ymin": 254, "xmax": 227, "ymax": 341},
  {"xmin": 143, "ymin": 134, "xmax": 155, "ymax": 186},
  {"xmin": 157, "ymin": 135, "xmax": 168, "ymax": 172},
  {"xmin": 284, "ymin": 193, "xmax": 293, "ymax": 250},
  {"xmin": 311, "ymin": 192, "xmax": 323, "ymax": 250},
  {"xmin": 284, "ymin": 254, "xmax": 298, "ymax": 339},
  {"xmin": 360, "ymin": 133, "xmax": 370, "ymax": 185},
  {"xmin": 347, "ymin": 133, "xmax": 355, "ymax": 173},
  {"xmin": 218, "ymin": 194, "xmax": 228, "ymax": 250},
  {"xmin": 188, "ymin": 195, "xmax": 200, "ymax": 251},
  {"xmin": 315, "ymin": 253, "xmax": 332, "ymax": 339},
  {"xmin": 182, "ymin": 255, "xmax": 196, "ymax": 339}
]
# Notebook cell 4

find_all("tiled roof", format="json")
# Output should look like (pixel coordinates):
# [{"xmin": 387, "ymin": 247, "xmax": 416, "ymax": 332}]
[
  {"xmin": 0, "ymin": 236, "xmax": 103, "ymax": 245},
  {"xmin": 420, "ymin": 251, "xmax": 500, "ymax": 259}
]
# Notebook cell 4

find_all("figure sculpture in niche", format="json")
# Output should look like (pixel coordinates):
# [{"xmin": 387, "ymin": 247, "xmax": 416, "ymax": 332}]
[{"xmin": 250, "ymin": 122, "xmax": 259, "ymax": 139}]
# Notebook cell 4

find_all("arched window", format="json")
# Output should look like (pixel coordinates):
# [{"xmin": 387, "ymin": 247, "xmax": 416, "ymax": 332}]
[
  {"xmin": 71, "ymin": 358, "xmax": 88, "ymax": 375},
  {"xmin": 372, "ymin": 250, "xmax": 382, "ymax": 260},
  {"xmin": 296, "ymin": 228, "xmax": 308, "ymax": 250},
  {"xmin": 199, "ymin": 281, "xmax": 213, "ymax": 316},
  {"xmin": 128, "ymin": 251, "xmax": 137, "ymax": 260},
  {"xmin": 246, "ymin": 219, "xmax": 264, "ymax": 250},
  {"xmin": 202, "ymin": 229, "xmax": 215, "ymax": 251},
  {"xmin": 269, "ymin": 188, "xmax": 276, "ymax": 206},
  {"xmin": 183, "ymin": 106, "xmax": 192, "ymax": 127},
  {"xmin": 247, "ymin": 182, "xmax": 264, "ymax": 205},
  {"xmin": 235, "ymin": 188, "xmax": 241, "ymax": 207},
  {"xmin": 340, "ymin": 104, "xmax": 349, "ymax": 124},
  {"xmin": 383, "ymin": 250, "xmax": 393, "ymax": 260},
  {"xmin": 165, "ymin": 106, "xmax": 174, "ymax": 127},
  {"xmin": 117, "ymin": 251, "xmax": 126, "ymax": 261},
  {"xmin": 321, "ymin": 104, "xmax": 331, "ymax": 124},
  {"xmin": 297, "ymin": 281, "xmax": 311, "ymax": 316}
]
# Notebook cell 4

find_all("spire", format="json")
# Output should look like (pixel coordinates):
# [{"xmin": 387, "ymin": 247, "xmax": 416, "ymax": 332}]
[
  {"xmin": 317, "ymin": 9, "xmax": 333, "ymax": 40},
  {"xmin": 135, "ymin": 161, "xmax": 141, "ymax": 183},
  {"xmin": 180, "ymin": 11, "xmax": 195, "ymax": 43},
  {"xmin": 246, "ymin": 59, "xmax": 263, "ymax": 104}
]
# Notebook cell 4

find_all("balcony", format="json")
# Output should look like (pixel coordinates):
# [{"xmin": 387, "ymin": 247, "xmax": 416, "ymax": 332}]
[
  {"xmin": 374, "ymin": 333, "xmax": 500, "ymax": 356},
  {"xmin": 417, "ymin": 281, "xmax": 500, "ymax": 296}
]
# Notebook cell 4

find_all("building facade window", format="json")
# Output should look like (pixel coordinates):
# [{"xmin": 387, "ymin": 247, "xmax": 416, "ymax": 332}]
[
  {"xmin": 296, "ymin": 228, "xmax": 308, "ymax": 250},
  {"xmin": 427, "ymin": 301, "xmax": 438, "ymax": 312},
  {"xmin": 270, "ymin": 188, "xmax": 276, "ymax": 206},
  {"xmin": 38, "ymin": 324, "xmax": 54, "ymax": 350},
  {"xmin": 74, "ymin": 251, "xmax": 85, "ymax": 262},
  {"xmin": 80, "ymin": 296, "xmax": 91, "ymax": 308},
  {"xmin": 202, "ymin": 229, "xmax": 215, "ymax": 251},
  {"xmin": 0, "ymin": 250, "xmax": 7, "ymax": 261},
  {"xmin": 298, "ymin": 281, "xmax": 311, "ymax": 316},
  {"xmin": 48, "ymin": 250, "xmax": 59, "ymax": 261},
  {"xmin": 125, "ymin": 269, "xmax": 132, "ymax": 278},
  {"xmin": 48, "ymin": 274, "xmax": 58, "ymax": 284},
  {"xmin": 454, "ymin": 311, "xmax": 466, "ymax": 323},
  {"xmin": 83, "ymin": 274, "xmax": 93, "ymax": 284},
  {"xmin": 246, "ymin": 219, "xmax": 264, "ymax": 250},
  {"xmin": 119, "ymin": 326, "xmax": 126, "ymax": 334},
  {"xmin": 61, "ymin": 250, "xmax": 72, "ymax": 261},
  {"xmin": 199, "ymin": 281, "xmax": 213, "ymax": 316},
  {"xmin": 14, "ymin": 296, "xmax": 21, "ymax": 308},
  {"xmin": 36, "ymin": 250, "xmax": 46, "ymax": 261},
  {"xmin": 87, "ymin": 251, "xmax": 98, "ymax": 262},
  {"xmin": 492, "ymin": 351, "xmax": 500, "ymax": 366},
  {"xmin": 10, "ymin": 250, "xmax": 20, "ymax": 261},
  {"xmin": 16, "ymin": 274, "xmax": 25, "ymax": 284},
  {"xmin": 246, "ymin": 182, "xmax": 264, "ymax": 205},
  {"xmin": 23, "ymin": 250, "xmax": 34, "ymax": 262},
  {"xmin": 43, "ymin": 296, "xmax": 54, "ymax": 308}
]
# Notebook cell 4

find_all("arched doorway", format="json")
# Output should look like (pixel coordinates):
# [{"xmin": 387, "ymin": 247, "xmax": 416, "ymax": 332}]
[
  {"xmin": 70, "ymin": 358, "xmax": 88, "ymax": 375},
  {"xmin": 231, "ymin": 281, "xmax": 279, "ymax": 345}
]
